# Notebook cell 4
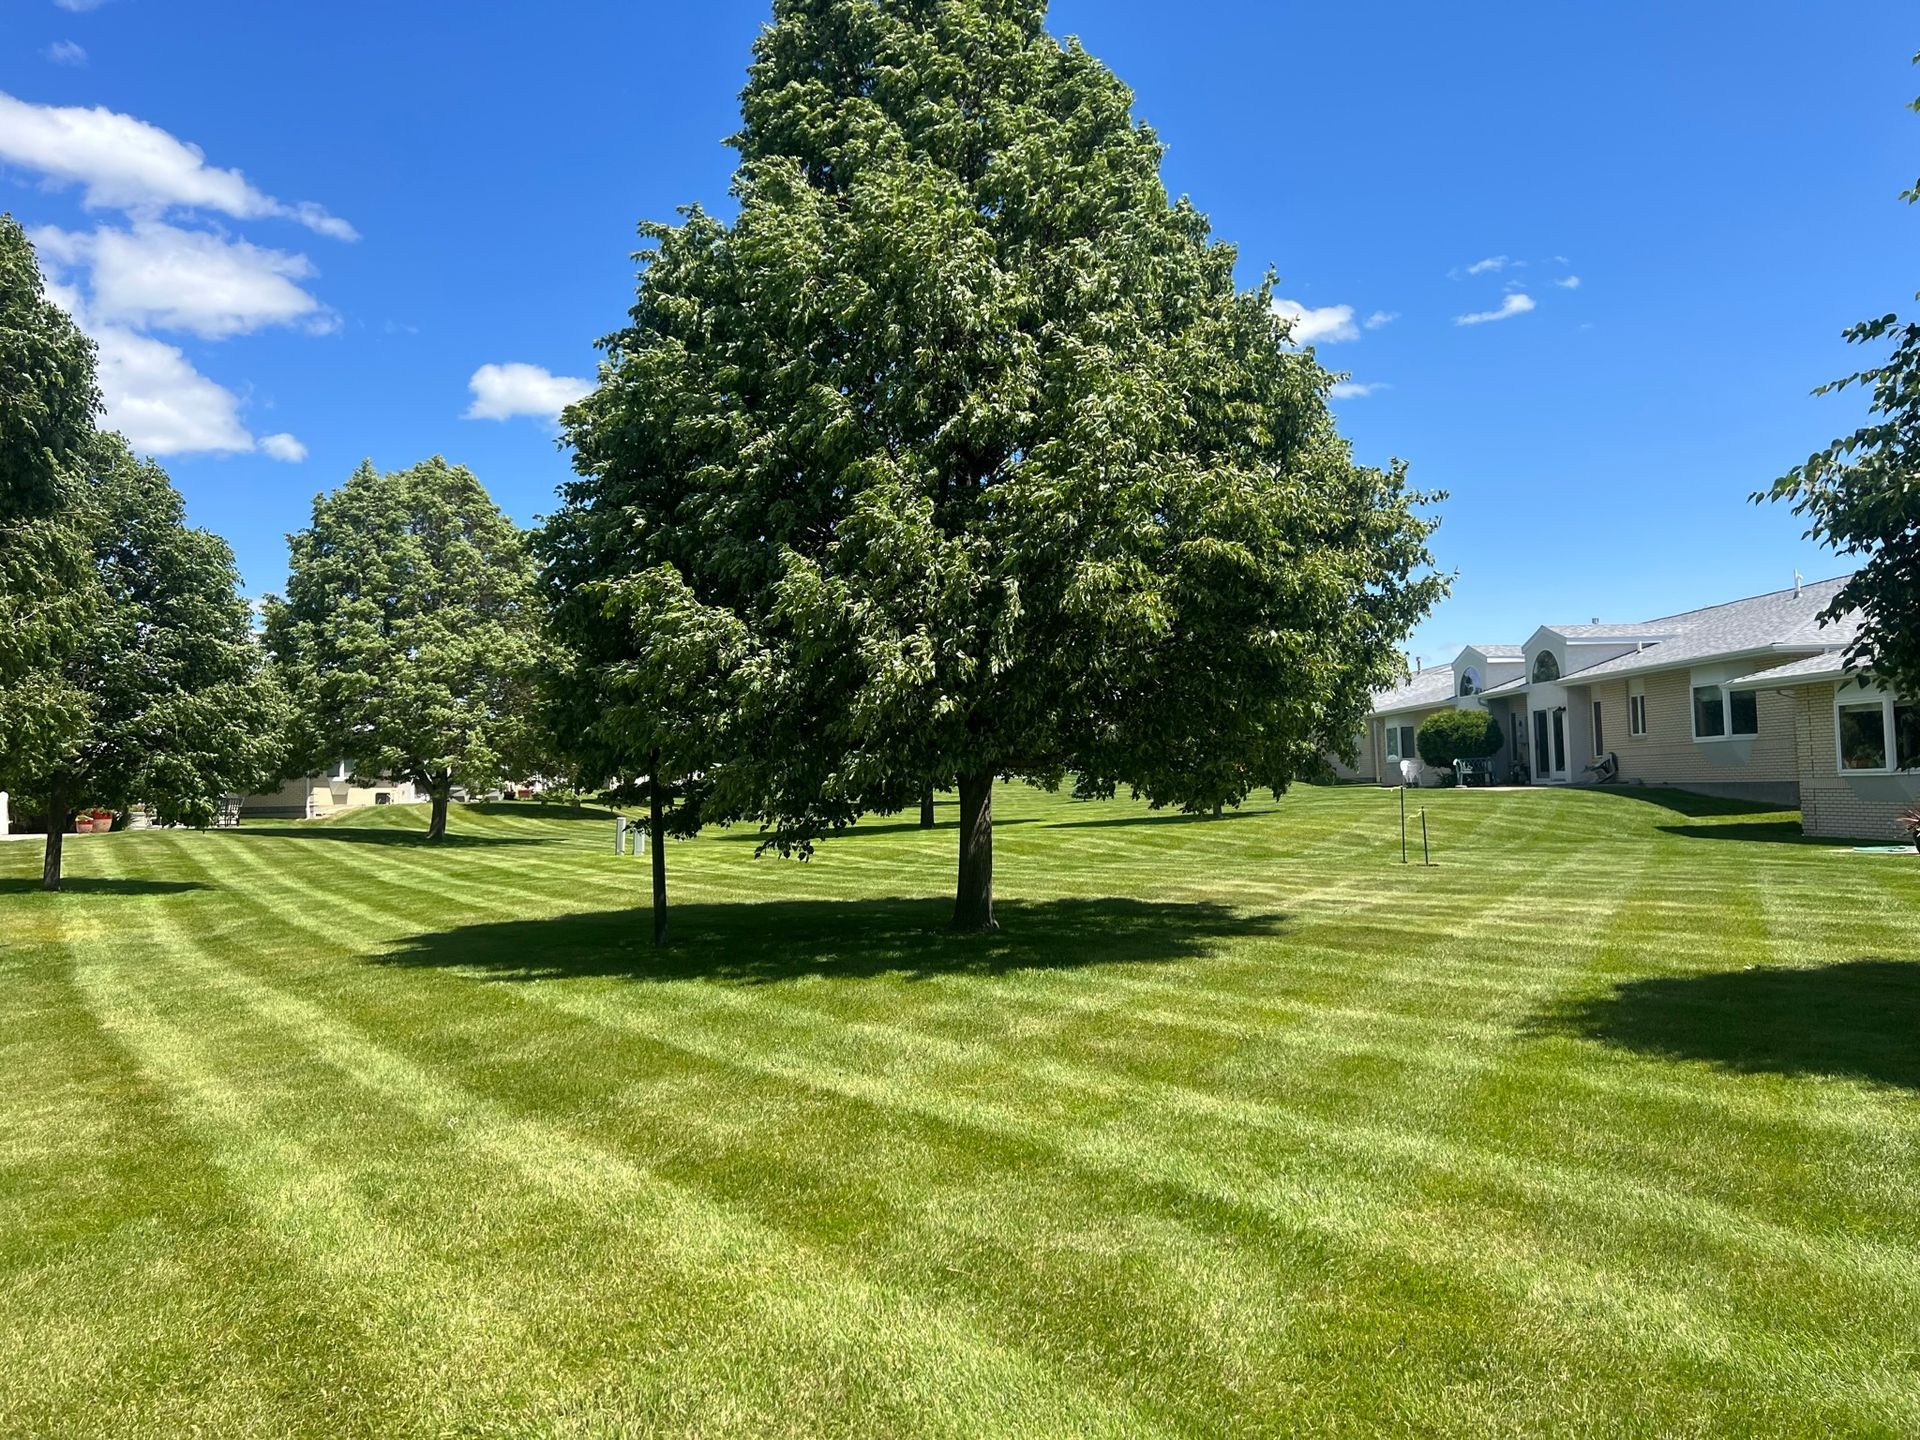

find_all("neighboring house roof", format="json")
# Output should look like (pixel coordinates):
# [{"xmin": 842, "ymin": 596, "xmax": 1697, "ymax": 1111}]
[
  {"xmin": 1370, "ymin": 665, "xmax": 1458, "ymax": 716},
  {"xmin": 1552, "ymin": 576, "xmax": 1854, "ymax": 684},
  {"xmin": 1374, "ymin": 576, "xmax": 1859, "ymax": 718},
  {"xmin": 1542, "ymin": 623, "xmax": 1679, "ymax": 640},
  {"xmin": 1725, "ymin": 653, "xmax": 1853, "ymax": 689}
]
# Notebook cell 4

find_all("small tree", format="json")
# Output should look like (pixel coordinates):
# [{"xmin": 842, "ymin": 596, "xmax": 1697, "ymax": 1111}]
[
  {"xmin": 29, "ymin": 434, "xmax": 287, "ymax": 890},
  {"xmin": 1416, "ymin": 708, "xmax": 1502, "ymax": 773},
  {"xmin": 1760, "ymin": 53, "xmax": 1920, "ymax": 700},
  {"xmin": 267, "ymin": 457, "xmax": 541, "ymax": 842}
]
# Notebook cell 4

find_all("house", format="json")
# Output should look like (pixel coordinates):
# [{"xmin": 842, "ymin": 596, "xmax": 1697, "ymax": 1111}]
[
  {"xmin": 1353, "ymin": 576, "xmax": 1919, "ymax": 841},
  {"xmin": 238, "ymin": 764, "xmax": 422, "ymax": 820}
]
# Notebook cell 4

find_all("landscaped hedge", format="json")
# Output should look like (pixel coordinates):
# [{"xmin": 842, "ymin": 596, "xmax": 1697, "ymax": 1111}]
[{"xmin": 1416, "ymin": 708, "xmax": 1503, "ymax": 770}]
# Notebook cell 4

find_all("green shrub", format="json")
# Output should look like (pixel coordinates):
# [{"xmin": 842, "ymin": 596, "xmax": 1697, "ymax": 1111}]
[{"xmin": 1416, "ymin": 708, "xmax": 1503, "ymax": 770}]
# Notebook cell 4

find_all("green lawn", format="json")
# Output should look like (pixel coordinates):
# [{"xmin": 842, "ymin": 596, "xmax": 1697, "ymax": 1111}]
[{"xmin": 3, "ymin": 784, "xmax": 1918, "ymax": 1438}]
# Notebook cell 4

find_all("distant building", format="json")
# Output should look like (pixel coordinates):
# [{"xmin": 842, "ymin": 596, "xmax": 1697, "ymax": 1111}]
[
  {"xmin": 1351, "ymin": 576, "xmax": 1918, "ymax": 842},
  {"xmin": 239, "ymin": 763, "xmax": 422, "ymax": 820}
]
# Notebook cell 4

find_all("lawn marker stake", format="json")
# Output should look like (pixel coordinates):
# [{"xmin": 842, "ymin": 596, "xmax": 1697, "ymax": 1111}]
[{"xmin": 1399, "ymin": 787, "xmax": 1407, "ymax": 864}]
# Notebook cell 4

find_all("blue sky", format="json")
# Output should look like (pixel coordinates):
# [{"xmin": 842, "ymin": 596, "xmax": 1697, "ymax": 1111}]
[{"xmin": 1, "ymin": 1, "xmax": 1912, "ymax": 665}]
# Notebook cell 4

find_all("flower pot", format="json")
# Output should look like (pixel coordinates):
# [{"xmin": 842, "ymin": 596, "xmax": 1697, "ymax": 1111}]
[{"xmin": 74, "ymin": 816, "xmax": 93, "ymax": 834}]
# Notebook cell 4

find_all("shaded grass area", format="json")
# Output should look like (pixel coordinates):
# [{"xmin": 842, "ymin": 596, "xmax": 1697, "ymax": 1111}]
[{"xmin": 2, "ymin": 782, "xmax": 1918, "ymax": 1437}]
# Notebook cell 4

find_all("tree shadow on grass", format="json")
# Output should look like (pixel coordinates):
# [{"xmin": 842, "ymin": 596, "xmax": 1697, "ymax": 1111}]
[
  {"xmin": 0, "ymin": 877, "xmax": 211, "ymax": 897},
  {"xmin": 461, "ymin": 801, "xmax": 619, "ymax": 822},
  {"xmin": 1655, "ymin": 821, "xmax": 1831, "ymax": 845},
  {"xmin": 1536, "ymin": 959, "xmax": 1920, "ymax": 1091},
  {"xmin": 1048, "ymin": 808, "xmax": 1271, "ymax": 832},
  {"xmin": 713, "ymin": 816, "xmax": 1045, "ymax": 843},
  {"xmin": 373, "ymin": 896, "xmax": 1286, "ymax": 986},
  {"xmin": 1581, "ymin": 787, "xmax": 1791, "ymax": 819},
  {"xmin": 211, "ymin": 827, "xmax": 543, "ymax": 849}
]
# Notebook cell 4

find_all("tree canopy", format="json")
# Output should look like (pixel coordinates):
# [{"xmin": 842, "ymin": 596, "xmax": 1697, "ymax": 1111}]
[
  {"xmin": 549, "ymin": 0, "xmax": 1445, "ymax": 929},
  {"xmin": 0, "ymin": 214, "xmax": 100, "ymax": 796},
  {"xmin": 1761, "ymin": 54, "xmax": 1920, "ymax": 701},
  {"xmin": 27, "ymin": 434, "xmax": 287, "ymax": 889},
  {"xmin": 267, "ymin": 457, "xmax": 542, "ymax": 842}
]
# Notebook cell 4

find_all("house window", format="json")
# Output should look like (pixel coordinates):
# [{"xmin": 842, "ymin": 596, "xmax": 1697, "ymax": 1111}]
[
  {"xmin": 1839, "ymin": 702, "xmax": 1888, "ymax": 771},
  {"xmin": 1532, "ymin": 651, "xmax": 1560, "ymax": 683},
  {"xmin": 1692, "ymin": 682, "xmax": 1758, "ymax": 741},
  {"xmin": 1386, "ymin": 724, "xmax": 1416, "ymax": 762},
  {"xmin": 1592, "ymin": 701, "xmax": 1605, "ymax": 756},
  {"xmin": 1692, "ymin": 685, "xmax": 1725, "ymax": 739},
  {"xmin": 1835, "ymin": 691, "xmax": 1919, "ymax": 773},
  {"xmin": 1459, "ymin": 667, "xmax": 1481, "ymax": 697},
  {"xmin": 1628, "ymin": 692, "xmax": 1648, "ymax": 737}
]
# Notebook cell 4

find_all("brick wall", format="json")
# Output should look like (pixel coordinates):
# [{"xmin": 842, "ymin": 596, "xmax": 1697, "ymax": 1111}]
[
  {"xmin": 1795, "ymin": 683, "xmax": 1920, "ymax": 842},
  {"xmin": 1592, "ymin": 668, "xmax": 1802, "ymax": 789}
]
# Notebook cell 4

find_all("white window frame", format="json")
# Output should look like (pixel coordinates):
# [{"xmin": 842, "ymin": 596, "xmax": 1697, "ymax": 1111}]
[
  {"xmin": 1833, "ymin": 684, "xmax": 1918, "ymax": 775},
  {"xmin": 1459, "ymin": 666, "xmax": 1481, "ymax": 697},
  {"xmin": 1690, "ymin": 667, "xmax": 1759, "ymax": 744},
  {"xmin": 1627, "ymin": 682, "xmax": 1648, "ymax": 739}
]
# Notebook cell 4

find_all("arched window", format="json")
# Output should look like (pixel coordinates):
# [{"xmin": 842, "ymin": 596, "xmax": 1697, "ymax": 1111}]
[
  {"xmin": 1459, "ymin": 667, "xmax": 1481, "ymax": 697},
  {"xmin": 1532, "ymin": 651, "xmax": 1561, "ymax": 683}
]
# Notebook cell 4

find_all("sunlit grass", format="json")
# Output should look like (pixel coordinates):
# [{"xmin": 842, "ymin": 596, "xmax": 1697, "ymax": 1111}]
[{"xmin": 2, "ymin": 783, "xmax": 1917, "ymax": 1437}]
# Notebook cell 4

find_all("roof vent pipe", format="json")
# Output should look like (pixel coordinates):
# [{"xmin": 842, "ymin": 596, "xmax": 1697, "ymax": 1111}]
[{"xmin": 1794, "ymin": 570, "xmax": 1803, "ymax": 599}]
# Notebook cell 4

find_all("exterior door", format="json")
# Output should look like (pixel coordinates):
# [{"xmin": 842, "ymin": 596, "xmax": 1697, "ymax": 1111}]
[{"xmin": 1532, "ymin": 707, "xmax": 1569, "ymax": 783}]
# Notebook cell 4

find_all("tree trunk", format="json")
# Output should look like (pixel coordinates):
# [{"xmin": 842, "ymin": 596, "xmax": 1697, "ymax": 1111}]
[
  {"xmin": 1212, "ymin": 800, "xmax": 1223, "ymax": 819},
  {"xmin": 952, "ymin": 771, "xmax": 996, "ymax": 932},
  {"xmin": 41, "ymin": 776, "xmax": 70, "ymax": 892},
  {"xmin": 425, "ymin": 778, "xmax": 450, "ymax": 842},
  {"xmin": 649, "ymin": 748, "xmax": 668, "ymax": 948},
  {"xmin": 920, "ymin": 785, "xmax": 936, "ymax": 829}
]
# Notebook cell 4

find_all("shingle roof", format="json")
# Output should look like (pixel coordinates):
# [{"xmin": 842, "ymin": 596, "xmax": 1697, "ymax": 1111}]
[
  {"xmin": 1558, "ymin": 576, "xmax": 1853, "ymax": 683},
  {"xmin": 1369, "ymin": 665, "xmax": 1457, "ymax": 716},
  {"xmin": 1467, "ymin": 644, "xmax": 1524, "ymax": 658},
  {"xmin": 1726, "ymin": 652, "xmax": 1855, "ymax": 689},
  {"xmin": 1545, "ymin": 623, "xmax": 1680, "ymax": 640}
]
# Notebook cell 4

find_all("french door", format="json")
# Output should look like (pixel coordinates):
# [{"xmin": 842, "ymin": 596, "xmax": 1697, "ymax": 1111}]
[{"xmin": 1532, "ymin": 707, "xmax": 1568, "ymax": 783}]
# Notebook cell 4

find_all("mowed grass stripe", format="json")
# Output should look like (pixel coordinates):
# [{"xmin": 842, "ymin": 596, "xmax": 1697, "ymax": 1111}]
[{"xmin": 5, "ymin": 783, "xmax": 1919, "ymax": 1436}]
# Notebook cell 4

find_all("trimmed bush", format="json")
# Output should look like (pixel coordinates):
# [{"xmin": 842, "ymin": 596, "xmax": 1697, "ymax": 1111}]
[{"xmin": 1416, "ymin": 708, "xmax": 1503, "ymax": 770}]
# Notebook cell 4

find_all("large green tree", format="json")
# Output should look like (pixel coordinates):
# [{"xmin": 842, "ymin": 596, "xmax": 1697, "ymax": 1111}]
[
  {"xmin": 267, "ymin": 457, "xmax": 541, "ymax": 842},
  {"xmin": 0, "ymin": 214, "xmax": 100, "ymax": 798},
  {"xmin": 550, "ymin": 0, "xmax": 1444, "ymax": 930},
  {"xmin": 1762, "ymin": 54, "xmax": 1920, "ymax": 699},
  {"xmin": 28, "ymin": 434, "xmax": 287, "ymax": 890}
]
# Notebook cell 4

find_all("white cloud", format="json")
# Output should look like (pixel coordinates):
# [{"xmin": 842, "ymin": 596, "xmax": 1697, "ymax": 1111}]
[
  {"xmin": 32, "ymin": 222, "xmax": 330, "ymax": 338},
  {"xmin": 1454, "ymin": 293, "xmax": 1537, "ymax": 326},
  {"xmin": 1270, "ymin": 298, "xmax": 1359, "ymax": 345},
  {"xmin": 464, "ymin": 362, "xmax": 592, "ymax": 421},
  {"xmin": 54, "ymin": 0, "xmax": 109, "ymax": 10},
  {"xmin": 259, "ymin": 432, "xmax": 307, "ymax": 462},
  {"xmin": 1330, "ymin": 381, "xmax": 1389, "ymax": 399},
  {"xmin": 43, "ymin": 279, "xmax": 266, "ymax": 457},
  {"xmin": 0, "ymin": 90, "xmax": 356, "ymax": 240},
  {"xmin": 44, "ymin": 41, "xmax": 86, "ymax": 65},
  {"xmin": 1554, "ymin": 275, "xmax": 1581, "ymax": 289},
  {"xmin": 1363, "ymin": 310, "xmax": 1397, "ymax": 330},
  {"xmin": 1465, "ymin": 255, "xmax": 1508, "ymax": 275},
  {"xmin": 93, "ymin": 324, "xmax": 254, "ymax": 455}
]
